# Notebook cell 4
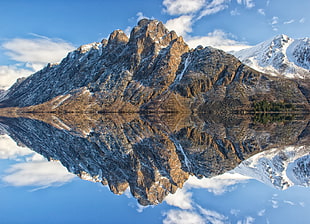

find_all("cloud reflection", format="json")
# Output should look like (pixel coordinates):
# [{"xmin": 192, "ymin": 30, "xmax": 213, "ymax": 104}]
[
  {"xmin": 0, "ymin": 134, "xmax": 75, "ymax": 188},
  {"xmin": 0, "ymin": 134, "xmax": 34, "ymax": 160},
  {"xmin": 3, "ymin": 160, "xmax": 75, "ymax": 187}
]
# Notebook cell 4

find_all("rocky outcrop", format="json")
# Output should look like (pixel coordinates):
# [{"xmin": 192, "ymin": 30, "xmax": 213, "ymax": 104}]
[
  {"xmin": 0, "ymin": 20, "xmax": 308, "ymax": 113},
  {"xmin": 0, "ymin": 112, "xmax": 308, "ymax": 205}
]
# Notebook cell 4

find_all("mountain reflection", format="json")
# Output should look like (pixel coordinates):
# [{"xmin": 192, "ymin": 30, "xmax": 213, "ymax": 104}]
[{"xmin": 0, "ymin": 113, "xmax": 309, "ymax": 205}]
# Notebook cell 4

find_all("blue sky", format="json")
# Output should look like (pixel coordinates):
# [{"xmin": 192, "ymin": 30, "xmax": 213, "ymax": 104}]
[{"xmin": 0, "ymin": 0, "xmax": 309, "ymax": 89}]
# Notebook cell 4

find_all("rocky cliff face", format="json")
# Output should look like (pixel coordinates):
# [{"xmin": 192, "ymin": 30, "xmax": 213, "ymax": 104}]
[
  {"xmin": 0, "ymin": 112, "xmax": 308, "ymax": 205},
  {"xmin": 0, "ymin": 20, "xmax": 308, "ymax": 113}
]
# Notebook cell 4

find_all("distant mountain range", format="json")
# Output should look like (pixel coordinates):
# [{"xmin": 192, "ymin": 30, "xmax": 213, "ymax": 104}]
[
  {"xmin": 0, "ymin": 19, "xmax": 309, "ymax": 114},
  {"xmin": 232, "ymin": 34, "xmax": 310, "ymax": 79}
]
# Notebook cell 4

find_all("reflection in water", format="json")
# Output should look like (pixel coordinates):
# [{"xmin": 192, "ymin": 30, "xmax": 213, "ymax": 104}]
[{"xmin": 0, "ymin": 112, "xmax": 309, "ymax": 206}]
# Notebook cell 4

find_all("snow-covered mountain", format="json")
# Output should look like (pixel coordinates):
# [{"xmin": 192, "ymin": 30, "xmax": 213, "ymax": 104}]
[
  {"xmin": 232, "ymin": 34, "xmax": 310, "ymax": 79},
  {"xmin": 234, "ymin": 146, "xmax": 310, "ymax": 190}
]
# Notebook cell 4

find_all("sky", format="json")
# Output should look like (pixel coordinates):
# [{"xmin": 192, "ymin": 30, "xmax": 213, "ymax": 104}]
[{"xmin": 0, "ymin": 0, "xmax": 309, "ymax": 89}]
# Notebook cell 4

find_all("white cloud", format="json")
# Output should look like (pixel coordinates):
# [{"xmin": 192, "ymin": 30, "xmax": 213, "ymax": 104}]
[
  {"xmin": 238, "ymin": 216, "xmax": 255, "ymax": 224},
  {"xmin": 198, "ymin": 0, "xmax": 229, "ymax": 19},
  {"xmin": 199, "ymin": 206, "xmax": 229, "ymax": 224},
  {"xmin": 165, "ymin": 15, "xmax": 194, "ymax": 37},
  {"xmin": 0, "ymin": 35, "xmax": 75, "ymax": 90},
  {"xmin": 299, "ymin": 18, "xmax": 305, "ymax": 23},
  {"xmin": 0, "ymin": 134, "xmax": 75, "ymax": 188},
  {"xmin": 185, "ymin": 29, "xmax": 251, "ymax": 52},
  {"xmin": 283, "ymin": 19, "xmax": 295, "ymax": 25},
  {"xmin": 237, "ymin": 0, "xmax": 255, "ymax": 8},
  {"xmin": 0, "ymin": 134, "xmax": 34, "ymax": 159},
  {"xmin": 184, "ymin": 173, "xmax": 250, "ymax": 195},
  {"xmin": 231, "ymin": 209, "xmax": 241, "ymax": 216},
  {"xmin": 271, "ymin": 199, "xmax": 279, "ymax": 208},
  {"xmin": 163, "ymin": 210, "xmax": 205, "ymax": 224},
  {"xmin": 2, "ymin": 160, "xmax": 75, "ymax": 187},
  {"xmin": 163, "ymin": 0, "xmax": 206, "ymax": 15},
  {"xmin": 231, "ymin": 8, "xmax": 240, "ymax": 16},
  {"xmin": 258, "ymin": 8, "xmax": 265, "ymax": 16},
  {"xmin": 271, "ymin": 16, "xmax": 279, "ymax": 25},
  {"xmin": 257, "ymin": 209, "xmax": 266, "ymax": 216},
  {"xmin": 2, "ymin": 36, "xmax": 75, "ymax": 71},
  {"xmin": 136, "ymin": 12, "xmax": 149, "ymax": 21},
  {"xmin": 165, "ymin": 188, "xmax": 193, "ymax": 209},
  {"xmin": 283, "ymin": 200, "xmax": 295, "ymax": 206},
  {"xmin": 0, "ymin": 65, "xmax": 32, "ymax": 90}
]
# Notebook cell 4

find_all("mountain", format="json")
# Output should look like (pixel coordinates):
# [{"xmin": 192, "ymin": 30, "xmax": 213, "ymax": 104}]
[
  {"xmin": 0, "ymin": 20, "xmax": 309, "ymax": 113},
  {"xmin": 232, "ymin": 34, "xmax": 310, "ymax": 79},
  {"xmin": 234, "ymin": 145, "xmax": 309, "ymax": 190},
  {"xmin": 0, "ymin": 112, "xmax": 308, "ymax": 205}
]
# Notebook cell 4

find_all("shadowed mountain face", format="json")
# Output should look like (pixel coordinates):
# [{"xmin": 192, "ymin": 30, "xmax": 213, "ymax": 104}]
[
  {"xmin": 0, "ymin": 19, "xmax": 309, "ymax": 113},
  {"xmin": 0, "ymin": 113, "xmax": 308, "ymax": 205}
]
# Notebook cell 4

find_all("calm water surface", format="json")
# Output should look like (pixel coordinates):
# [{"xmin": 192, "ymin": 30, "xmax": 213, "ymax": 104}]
[{"xmin": 0, "ymin": 114, "xmax": 309, "ymax": 224}]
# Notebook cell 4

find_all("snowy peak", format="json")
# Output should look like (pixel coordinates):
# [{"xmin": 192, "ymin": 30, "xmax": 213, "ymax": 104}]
[
  {"xmin": 232, "ymin": 34, "xmax": 310, "ymax": 79},
  {"xmin": 234, "ymin": 146, "xmax": 310, "ymax": 190},
  {"xmin": 287, "ymin": 37, "xmax": 310, "ymax": 70}
]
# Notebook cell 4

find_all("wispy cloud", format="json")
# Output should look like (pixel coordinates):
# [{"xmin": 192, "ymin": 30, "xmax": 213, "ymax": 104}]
[
  {"xmin": 197, "ymin": 0, "xmax": 229, "ymax": 19},
  {"xmin": 299, "ymin": 18, "xmax": 305, "ymax": 23},
  {"xmin": 284, "ymin": 19, "xmax": 295, "ymax": 25},
  {"xmin": 163, "ymin": 210, "xmax": 205, "ymax": 224},
  {"xmin": 271, "ymin": 16, "xmax": 279, "ymax": 25},
  {"xmin": 237, "ymin": 216, "xmax": 255, "ymax": 224},
  {"xmin": 258, "ymin": 8, "xmax": 265, "ymax": 16},
  {"xmin": 271, "ymin": 16, "xmax": 279, "ymax": 31},
  {"xmin": 185, "ymin": 173, "xmax": 250, "ymax": 195},
  {"xmin": 162, "ymin": 0, "xmax": 251, "ymax": 52},
  {"xmin": 2, "ymin": 36, "xmax": 75, "ymax": 70},
  {"xmin": 136, "ymin": 12, "xmax": 150, "ymax": 21},
  {"xmin": 199, "ymin": 206, "xmax": 229, "ymax": 224},
  {"xmin": 163, "ymin": 0, "xmax": 206, "ymax": 15},
  {"xmin": 231, "ymin": 8, "xmax": 240, "ymax": 16},
  {"xmin": 185, "ymin": 29, "xmax": 251, "ymax": 51},
  {"xmin": 2, "ymin": 160, "xmax": 75, "ymax": 187},
  {"xmin": 0, "ymin": 35, "xmax": 75, "ymax": 90},
  {"xmin": 237, "ymin": 0, "xmax": 255, "ymax": 9},
  {"xmin": 257, "ymin": 209, "xmax": 266, "ymax": 216}
]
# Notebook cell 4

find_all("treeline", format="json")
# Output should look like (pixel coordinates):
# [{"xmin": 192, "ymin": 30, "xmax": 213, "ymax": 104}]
[
  {"xmin": 253, "ymin": 113, "xmax": 294, "ymax": 124},
  {"xmin": 253, "ymin": 100, "xmax": 295, "ymax": 112}
]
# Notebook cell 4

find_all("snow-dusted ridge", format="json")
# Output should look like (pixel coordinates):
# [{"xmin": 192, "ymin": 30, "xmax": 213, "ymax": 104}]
[
  {"xmin": 232, "ymin": 34, "xmax": 310, "ymax": 79},
  {"xmin": 233, "ymin": 145, "xmax": 310, "ymax": 190}
]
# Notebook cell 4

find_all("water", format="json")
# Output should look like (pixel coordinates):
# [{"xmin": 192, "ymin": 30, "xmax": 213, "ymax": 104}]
[{"xmin": 0, "ymin": 113, "xmax": 309, "ymax": 223}]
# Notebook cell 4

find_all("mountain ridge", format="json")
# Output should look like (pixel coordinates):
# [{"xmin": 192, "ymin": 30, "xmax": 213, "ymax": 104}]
[
  {"xmin": 232, "ymin": 34, "xmax": 310, "ymax": 79},
  {"xmin": 0, "ymin": 19, "xmax": 309, "ymax": 114}
]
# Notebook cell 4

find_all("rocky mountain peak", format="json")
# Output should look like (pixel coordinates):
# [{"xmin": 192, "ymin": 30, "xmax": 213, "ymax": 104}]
[
  {"xmin": 107, "ymin": 29, "xmax": 129, "ymax": 47},
  {"xmin": 128, "ymin": 19, "xmax": 180, "ymax": 55}
]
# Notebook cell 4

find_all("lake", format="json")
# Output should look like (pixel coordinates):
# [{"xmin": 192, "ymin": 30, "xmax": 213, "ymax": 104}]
[{"xmin": 0, "ymin": 113, "xmax": 309, "ymax": 224}]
